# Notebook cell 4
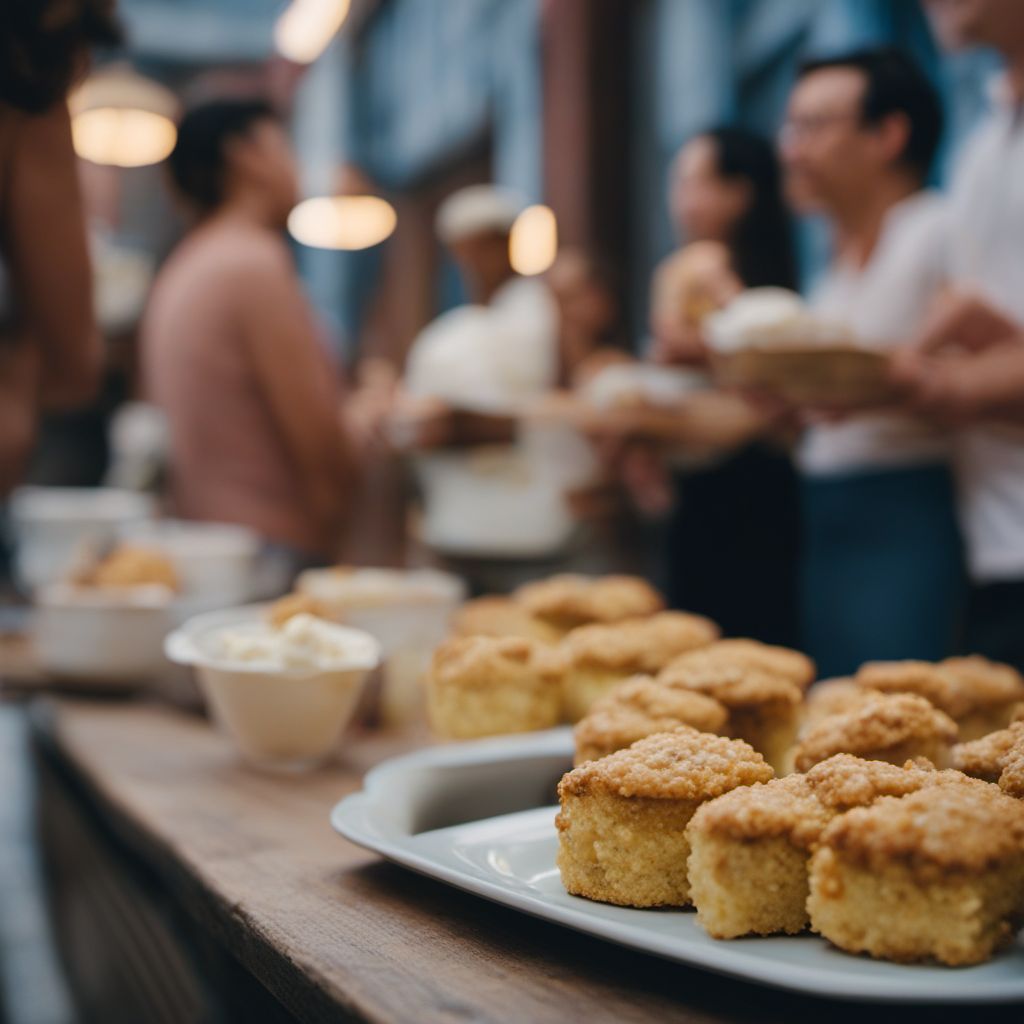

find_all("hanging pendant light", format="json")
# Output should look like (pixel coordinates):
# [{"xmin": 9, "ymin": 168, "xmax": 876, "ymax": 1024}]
[{"xmin": 70, "ymin": 65, "xmax": 178, "ymax": 169}]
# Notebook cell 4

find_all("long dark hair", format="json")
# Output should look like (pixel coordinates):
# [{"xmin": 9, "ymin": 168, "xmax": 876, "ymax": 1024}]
[
  {"xmin": 0, "ymin": 0, "xmax": 122, "ymax": 113},
  {"xmin": 700, "ymin": 127, "xmax": 797, "ymax": 291}
]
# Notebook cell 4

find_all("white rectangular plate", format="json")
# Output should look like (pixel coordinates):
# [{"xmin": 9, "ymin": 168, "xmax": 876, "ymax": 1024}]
[{"xmin": 331, "ymin": 728, "xmax": 1024, "ymax": 1004}]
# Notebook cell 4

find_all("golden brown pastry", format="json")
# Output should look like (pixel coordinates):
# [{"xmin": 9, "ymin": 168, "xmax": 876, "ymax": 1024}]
[
  {"xmin": 513, "ymin": 574, "xmax": 664, "ymax": 634},
  {"xmin": 658, "ymin": 662, "xmax": 802, "ymax": 774},
  {"xmin": 792, "ymin": 693, "xmax": 958, "ymax": 772},
  {"xmin": 425, "ymin": 636, "xmax": 561, "ymax": 740},
  {"xmin": 549, "ymin": 612, "xmax": 719, "ymax": 721},
  {"xmin": 807, "ymin": 785, "xmax": 1024, "ymax": 965},
  {"xmin": 556, "ymin": 726, "xmax": 772, "ymax": 908},
  {"xmin": 572, "ymin": 675, "xmax": 727, "ymax": 764}
]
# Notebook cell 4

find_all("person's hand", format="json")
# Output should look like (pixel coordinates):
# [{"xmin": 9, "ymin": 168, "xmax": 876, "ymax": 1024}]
[
  {"xmin": 650, "ymin": 316, "xmax": 709, "ymax": 367},
  {"xmin": 890, "ymin": 350, "xmax": 981, "ymax": 426},
  {"xmin": 909, "ymin": 290, "xmax": 1019, "ymax": 357},
  {"xmin": 387, "ymin": 393, "xmax": 455, "ymax": 451}
]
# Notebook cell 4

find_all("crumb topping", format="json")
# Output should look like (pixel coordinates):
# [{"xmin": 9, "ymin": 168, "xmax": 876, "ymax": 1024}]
[
  {"xmin": 855, "ymin": 660, "xmax": 972, "ymax": 718},
  {"xmin": 553, "ymin": 612, "xmax": 719, "ymax": 673},
  {"xmin": 665, "ymin": 638, "xmax": 815, "ymax": 689},
  {"xmin": 559, "ymin": 725, "xmax": 772, "ymax": 801},
  {"xmin": 820, "ymin": 786, "xmax": 1024, "ymax": 873},
  {"xmin": 450, "ymin": 596, "xmax": 562, "ymax": 643},
  {"xmin": 658, "ymin": 662, "xmax": 803, "ymax": 709},
  {"xmin": 803, "ymin": 678, "xmax": 877, "ymax": 722},
  {"xmin": 940, "ymin": 655, "xmax": 1024, "ymax": 709},
  {"xmin": 793, "ymin": 694, "xmax": 957, "ymax": 772},
  {"xmin": 688, "ymin": 775, "xmax": 831, "ymax": 848},
  {"xmin": 953, "ymin": 721, "xmax": 1024, "ymax": 780},
  {"xmin": 575, "ymin": 677, "xmax": 727, "ymax": 751},
  {"xmin": 429, "ymin": 635, "xmax": 552, "ymax": 690},
  {"xmin": 514, "ymin": 574, "xmax": 664, "ymax": 627},
  {"xmin": 1000, "ymin": 748, "xmax": 1024, "ymax": 799},
  {"xmin": 803, "ymin": 754, "xmax": 937, "ymax": 810}
]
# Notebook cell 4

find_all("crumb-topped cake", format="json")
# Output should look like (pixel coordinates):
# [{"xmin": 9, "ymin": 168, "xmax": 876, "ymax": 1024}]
[
  {"xmin": 425, "ymin": 636, "xmax": 560, "ymax": 739},
  {"xmin": 658, "ymin": 662, "xmax": 802, "ymax": 773},
  {"xmin": 548, "ymin": 612, "xmax": 719, "ymax": 721},
  {"xmin": 953, "ymin": 720, "xmax": 1024, "ymax": 785},
  {"xmin": 808, "ymin": 785, "xmax": 1024, "ymax": 965},
  {"xmin": 514, "ymin": 574, "xmax": 664, "ymax": 634},
  {"xmin": 449, "ymin": 596, "xmax": 563, "ymax": 644},
  {"xmin": 800, "ymin": 678, "xmax": 877, "ymax": 733},
  {"xmin": 792, "ymin": 693, "xmax": 957, "ymax": 772},
  {"xmin": 941, "ymin": 655, "xmax": 1024, "ymax": 738},
  {"xmin": 665, "ymin": 638, "xmax": 815, "ymax": 690},
  {"xmin": 686, "ymin": 755, "xmax": 942, "ymax": 939},
  {"xmin": 856, "ymin": 657, "xmax": 1024, "ymax": 741},
  {"xmin": 572, "ymin": 676, "xmax": 727, "ymax": 764},
  {"xmin": 556, "ymin": 727, "xmax": 772, "ymax": 907}
]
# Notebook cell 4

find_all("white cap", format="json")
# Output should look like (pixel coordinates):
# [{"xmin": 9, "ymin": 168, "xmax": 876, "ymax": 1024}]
[{"xmin": 435, "ymin": 184, "xmax": 524, "ymax": 245}]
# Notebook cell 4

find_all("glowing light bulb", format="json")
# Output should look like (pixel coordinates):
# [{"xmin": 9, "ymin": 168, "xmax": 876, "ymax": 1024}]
[
  {"xmin": 288, "ymin": 195, "xmax": 397, "ymax": 250},
  {"xmin": 70, "ymin": 67, "xmax": 179, "ymax": 168},
  {"xmin": 509, "ymin": 204, "xmax": 558, "ymax": 276},
  {"xmin": 72, "ymin": 108, "xmax": 177, "ymax": 168},
  {"xmin": 274, "ymin": 0, "xmax": 352, "ymax": 64}
]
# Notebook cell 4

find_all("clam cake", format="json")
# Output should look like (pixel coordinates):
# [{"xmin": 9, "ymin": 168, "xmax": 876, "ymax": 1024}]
[
  {"xmin": 572, "ymin": 676, "xmax": 727, "ymax": 764},
  {"xmin": 556, "ymin": 727, "xmax": 772, "ymax": 907},
  {"xmin": 792, "ymin": 693, "xmax": 957, "ymax": 772},
  {"xmin": 426, "ymin": 636, "xmax": 560, "ymax": 739},
  {"xmin": 551, "ymin": 612, "xmax": 719, "ymax": 722},
  {"xmin": 808, "ymin": 785, "xmax": 1024, "ymax": 965},
  {"xmin": 658, "ymin": 662, "xmax": 802, "ymax": 774},
  {"xmin": 686, "ymin": 755, "xmax": 940, "ymax": 939},
  {"xmin": 514, "ymin": 574, "xmax": 664, "ymax": 634}
]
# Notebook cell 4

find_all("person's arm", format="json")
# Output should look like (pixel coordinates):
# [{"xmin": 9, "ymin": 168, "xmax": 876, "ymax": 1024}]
[
  {"xmin": 897, "ymin": 338, "xmax": 1024, "ymax": 427},
  {"xmin": 905, "ymin": 289, "xmax": 1020, "ymax": 357},
  {"xmin": 4, "ymin": 103, "xmax": 101, "ymax": 407},
  {"xmin": 236, "ymin": 242, "xmax": 356, "ymax": 541}
]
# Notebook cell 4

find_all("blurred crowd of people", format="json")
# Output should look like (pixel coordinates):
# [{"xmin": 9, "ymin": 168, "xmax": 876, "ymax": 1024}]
[{"xmin": 4, "ymin": 0, "xmax": 1024, "ymax": 677}]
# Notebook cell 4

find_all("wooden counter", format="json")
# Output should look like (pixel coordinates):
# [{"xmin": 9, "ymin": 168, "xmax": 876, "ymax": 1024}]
[{"xmin": 28, "ymin": 698, "xmax": 1024, "ymax": 1023}]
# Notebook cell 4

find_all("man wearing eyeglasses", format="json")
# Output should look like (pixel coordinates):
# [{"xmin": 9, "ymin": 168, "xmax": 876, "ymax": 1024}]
[{"xmin": 779, "ymin": 48, "xmax": 963, "ymax": 677}]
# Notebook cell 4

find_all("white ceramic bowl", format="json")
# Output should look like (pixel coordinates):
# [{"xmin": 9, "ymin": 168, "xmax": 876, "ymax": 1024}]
[
  {"xmin": 118, "ymin": 519, "xmax": 260, "ymax": 606},
  {"xmin": 165, "ymin": 606, "xmax": 380, "ymax": 771},
  {"xmin": 32, "ymin": 583, "xmax": 173, "ymax": 687},
  {"xmin": 10, "ymin": 486, "xmax": 155, "ymax": 591}
]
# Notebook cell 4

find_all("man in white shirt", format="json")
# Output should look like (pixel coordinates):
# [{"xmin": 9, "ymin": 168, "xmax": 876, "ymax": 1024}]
[
  {"xmin": 895, "ymin": 0, "xmax": 1024, "ymax": 670},
  {"xmin": 779, "ymin": 48, "xmax": 964, "ymax": 677}
]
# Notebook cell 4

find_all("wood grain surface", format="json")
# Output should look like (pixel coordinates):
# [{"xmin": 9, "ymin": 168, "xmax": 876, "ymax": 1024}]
[{"xmin": 31, "ymin": 698, "xmax": 1024, "ymax": 1024}]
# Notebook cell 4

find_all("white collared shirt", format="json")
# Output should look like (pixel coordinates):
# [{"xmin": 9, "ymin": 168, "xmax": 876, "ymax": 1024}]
[
  {"xmin": 799, "ymin": 190, "xmax": 950, "ymax": 476},
  {"xmin": 946, "ymin": 84, "xmax": 1024, "ymax": 583}
]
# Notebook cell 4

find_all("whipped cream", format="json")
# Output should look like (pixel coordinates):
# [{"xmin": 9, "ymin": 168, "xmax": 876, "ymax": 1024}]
[{"xmin": 217, "ymin": 613, "xmax": 379, "ymax": 671}]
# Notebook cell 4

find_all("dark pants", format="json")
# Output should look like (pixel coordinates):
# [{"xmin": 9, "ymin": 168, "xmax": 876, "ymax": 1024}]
[
  {"xmin": 963, "ymin": 579, "xmax": 1024, "ymax": 674},
  {"xmin": 666, "ymin": 445, "xmax": 800, "ymax": 647},
  {"xmin": 800, "ymin": 463, "xmax": 965, "ymax": 679}
]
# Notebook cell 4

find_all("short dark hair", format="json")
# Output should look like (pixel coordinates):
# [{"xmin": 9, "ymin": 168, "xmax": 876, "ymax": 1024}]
[
  {"xmin": 0, "ymin": 0, "xmax": 122, "ymax": 112},
  {"xmin": 168, "ymin": 99, "xmax": 276, "ymax": 212},
  {"xmin": 797, "ymin": 47, "xmax": 943, "ymax": 181}
]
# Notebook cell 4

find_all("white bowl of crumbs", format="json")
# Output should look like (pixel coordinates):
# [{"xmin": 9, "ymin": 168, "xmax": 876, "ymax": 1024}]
[{"xmin": 166, "ymin": 608, "xmax": 380, "ymax": 770}]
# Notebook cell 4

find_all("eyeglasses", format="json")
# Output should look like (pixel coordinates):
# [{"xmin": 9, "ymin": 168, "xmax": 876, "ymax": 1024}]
[{"xmin": 778, "ymin": 112, "xmax": 863, "ymax": 144}]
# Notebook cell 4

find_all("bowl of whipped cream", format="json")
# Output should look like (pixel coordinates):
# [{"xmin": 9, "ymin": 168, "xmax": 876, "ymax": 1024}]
[{"xmin": 166, "ymin": 609, "xmax": 380, "ymax": 770}]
